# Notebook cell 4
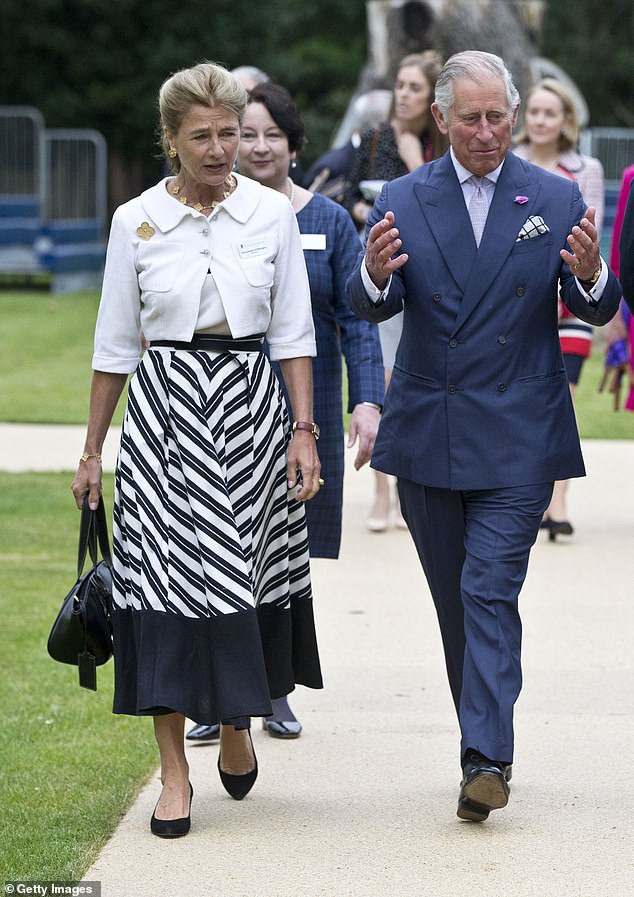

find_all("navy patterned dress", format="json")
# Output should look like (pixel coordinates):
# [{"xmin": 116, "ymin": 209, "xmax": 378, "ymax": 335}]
[{"xmin": 274, "ymin": 192, "xmax": 384, "ymax": 558}]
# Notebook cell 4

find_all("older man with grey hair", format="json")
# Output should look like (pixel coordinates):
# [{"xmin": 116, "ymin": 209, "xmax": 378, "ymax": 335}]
[{"xmin": 348, "ymin": 50, "xmax": 621, "ymax": 822}]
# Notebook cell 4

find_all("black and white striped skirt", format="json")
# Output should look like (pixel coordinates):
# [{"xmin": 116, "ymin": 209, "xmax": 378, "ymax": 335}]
[{"xmin": 110, "ymin": 346, "xmax": 323, "ymax": 723}]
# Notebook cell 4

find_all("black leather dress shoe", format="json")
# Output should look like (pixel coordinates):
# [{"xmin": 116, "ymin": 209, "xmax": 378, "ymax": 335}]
[
  {"xmin": 186, "ymin": 723, "xmax": 220, "ymax": 742},
  {"xmin": 457, "ymin": 750, "xmax": 510, "ymax": 822},
  {"xmin": 262, "ymin": 717, "xmax": 302, "ymax": 739}
]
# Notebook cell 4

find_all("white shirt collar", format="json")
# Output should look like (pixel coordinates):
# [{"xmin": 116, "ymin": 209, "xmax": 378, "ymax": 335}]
[
  {"xmin": 140, "ymin": 172, "xmax": 263, "ymax": 232},
  {"xmin": 450, "ymin": 147, "xmax": 504, "ymax": 185}
]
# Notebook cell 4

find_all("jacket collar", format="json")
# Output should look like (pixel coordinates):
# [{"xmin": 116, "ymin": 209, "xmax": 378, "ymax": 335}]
[
  {"xmin": 140, "ymin": 173, "xmax": 263, "ymax": 232},
  {"xmin": 413, "ymin": 151, "xmax": 542, "ymax": 333}
]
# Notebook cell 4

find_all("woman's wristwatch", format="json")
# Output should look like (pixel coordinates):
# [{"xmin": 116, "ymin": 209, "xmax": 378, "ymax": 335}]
[{"xmin": 292, "ymin": 420, "xmax": 320, "ymax": 440}]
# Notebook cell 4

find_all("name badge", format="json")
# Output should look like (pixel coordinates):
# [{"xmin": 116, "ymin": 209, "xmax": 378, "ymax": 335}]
[
  {"xmin": 238, "ymin": 238, "xmax": 268, "ymax": 259},
  {"xmin": 301, "ymin": 233, "xmax": 327, "ymax": 251}
]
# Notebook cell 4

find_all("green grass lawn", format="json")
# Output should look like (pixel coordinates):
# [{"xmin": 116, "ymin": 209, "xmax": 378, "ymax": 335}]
[
  {"xmin": 1, "ymin": 289, "xmax": 632, "ymax": 436},
  {"xmin": 0, "ymin": 472, "xmax": 157, "ymax": 879},
  {"xmin": 573, "ymin": 349, "xmax": 634, "ymax": 438},
  {"xmin": 0, "ymin": 292, "xmax": 124, "ymax": 425}
]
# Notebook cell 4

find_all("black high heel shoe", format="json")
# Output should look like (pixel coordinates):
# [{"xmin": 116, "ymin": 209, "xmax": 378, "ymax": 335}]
[
  {"xmin": 218, "ymin": 729, "xmax": 258, "ymax": 800},
  {"xmin": 150, "ymin": 782, "xmax": 193, "ymax": 838},
  {"xmin": 546, "ymin": 519, "xmax": 574, "ymax": 542}
]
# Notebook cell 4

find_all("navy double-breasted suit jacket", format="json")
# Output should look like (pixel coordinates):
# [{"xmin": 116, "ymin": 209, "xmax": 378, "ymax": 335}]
[{"xmin": 347, "ymin": 151, "xmax": 622, "ymax": 491}]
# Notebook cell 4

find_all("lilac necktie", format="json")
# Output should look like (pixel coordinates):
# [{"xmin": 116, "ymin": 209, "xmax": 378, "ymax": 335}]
[{"xmin": 468, "ymin": 176, "xmax": 490, "ymax": 247}]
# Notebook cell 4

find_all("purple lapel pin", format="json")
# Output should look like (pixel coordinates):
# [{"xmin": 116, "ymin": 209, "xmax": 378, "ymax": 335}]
[{"xmin": 514, "ymin": 195, "xmax": 529, "ymax": 204}]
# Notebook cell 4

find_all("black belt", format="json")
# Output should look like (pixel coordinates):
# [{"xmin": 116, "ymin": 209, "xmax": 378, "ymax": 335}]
[{"xmin": 150, "ymin": 333, "xmax": 265, "ymax": 352}]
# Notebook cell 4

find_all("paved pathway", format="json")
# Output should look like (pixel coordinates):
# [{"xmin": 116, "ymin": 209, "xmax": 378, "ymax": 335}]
[{"xmin": 3, "ymin": 427, "xmax": 633, "ymax": 896}]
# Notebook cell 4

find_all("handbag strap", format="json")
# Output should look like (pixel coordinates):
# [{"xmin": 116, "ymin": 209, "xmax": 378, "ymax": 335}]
[{"xmin": 78, "ymin": 496, "xmax": 112, "ymax": 575}]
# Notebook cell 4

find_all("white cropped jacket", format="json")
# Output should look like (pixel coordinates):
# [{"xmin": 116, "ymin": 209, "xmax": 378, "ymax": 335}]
[{"xmin": 92, "ymin": 174, "xmax": 315, "ymax": 373}]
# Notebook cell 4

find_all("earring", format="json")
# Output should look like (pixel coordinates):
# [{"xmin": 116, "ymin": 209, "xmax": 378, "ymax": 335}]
[
  {"xmin": 290, "ymin": 159, "xmax": 297, "ymax": 169},
  {"xmin": 168, "ymin": 148, "xmax": 177, "ymax": 159}
]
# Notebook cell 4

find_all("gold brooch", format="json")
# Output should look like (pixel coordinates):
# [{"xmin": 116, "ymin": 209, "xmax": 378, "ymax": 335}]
[{"xmin": 136, "ymin": 221, "xmax": 155, "ymax": 241}]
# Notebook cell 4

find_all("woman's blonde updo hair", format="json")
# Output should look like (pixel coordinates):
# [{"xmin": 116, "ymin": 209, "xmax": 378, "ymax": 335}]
[
  {"xmin": 514, "ymin": 77, "xmax": 579, "ymax": 153},
  {"xmin": 159, "ymin": 62, "xmax": 247, "ymax": 173}
]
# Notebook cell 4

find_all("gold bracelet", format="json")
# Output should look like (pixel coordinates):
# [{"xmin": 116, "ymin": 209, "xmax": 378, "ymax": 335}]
[{"xmin": 80, "ymin": 452, "xmax": 102, "ymax": 463}]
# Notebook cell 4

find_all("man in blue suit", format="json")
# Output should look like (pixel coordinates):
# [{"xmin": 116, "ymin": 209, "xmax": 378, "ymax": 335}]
[{"xmin": 347, "ymin": 51, "xmax": 622, "ymax": 822}]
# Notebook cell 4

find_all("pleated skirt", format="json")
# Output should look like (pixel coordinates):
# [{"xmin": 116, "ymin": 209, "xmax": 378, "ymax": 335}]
[{"xmin": 110, "ymin": 346, "xmax": 323, "ymax": 723}]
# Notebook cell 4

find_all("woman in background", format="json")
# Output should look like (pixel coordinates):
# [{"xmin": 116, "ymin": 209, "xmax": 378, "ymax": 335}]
[
  {"xmin": 345, "ymin": 52, "xmax": 447, "ymax": 532},
  {"xmin": 513, "ymin": 77, "xmax": 605, "ymax": 540}
]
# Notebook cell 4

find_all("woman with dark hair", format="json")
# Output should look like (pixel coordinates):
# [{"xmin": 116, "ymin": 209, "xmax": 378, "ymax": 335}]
[
  {"xmin": 240, "ymin": 82, "xmax": 383, "ymax": 566},
  {"xmin": 239, "ymin": 83, "xmax": 385, "ymax": 733},
  {"xmin": 187, "ymin": 82, "xmax": 383, "ymax": 743},
  {"xmin": 72, "ymin": 62, "xmax": 323, "ymax": 836}
]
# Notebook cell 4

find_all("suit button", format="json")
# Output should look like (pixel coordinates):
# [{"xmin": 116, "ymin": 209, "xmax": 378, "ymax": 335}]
[
  {"xmin": 497, "ymin": 383, "xmax": 506, "ymax": 392},
  {"xmin": 200, "ymin": 249, "xmax": 210, "ymax": 255},
  {"xmin": 432, "ymin": 292, "xmax": 441, "ymax": 302},
  {"xmin": 516, "ymin": 286, "xmax": 525, "ymax": 297},
  {"xmin": 497, "ymin": 335, "xmax": 507, "ymax": 344},
  {"xmin": 201, "ymin": 228, "xmax": 209, "ymax": 236},
  {"xmin": 448, "ymin": 385, "xmax": 457, "ymax": 394},
  {"xmin": 449, "ymin": 338, "xmax": 458, "ymax": 348}
]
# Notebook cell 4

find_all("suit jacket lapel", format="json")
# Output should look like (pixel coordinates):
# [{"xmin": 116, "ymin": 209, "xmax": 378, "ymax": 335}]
[
  {"xmin": 451, "ymin": 152, "xmax": 541, "ymax": 334},
  {"xmin": 413, "ymin": 154, "xmax": 475, "ymax": 294}
]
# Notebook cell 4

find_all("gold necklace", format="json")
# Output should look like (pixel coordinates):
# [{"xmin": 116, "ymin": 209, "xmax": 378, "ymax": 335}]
[{"xmin": 172, "ymin": 174, "xmax": 237, "ymax": 211}]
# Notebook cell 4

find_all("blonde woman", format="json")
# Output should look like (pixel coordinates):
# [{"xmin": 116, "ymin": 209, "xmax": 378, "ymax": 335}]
[
  {"xmin": 514, "ymin": 78, "xmax": 605, "ymax": 540},
  {"xmin": 72, "ymin": 62, "xmax": 323, "ymax": 836}
]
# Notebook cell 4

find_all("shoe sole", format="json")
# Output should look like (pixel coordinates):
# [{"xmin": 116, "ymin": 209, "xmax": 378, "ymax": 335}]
[
  {"xmin": 457, "ymin": 798, "xmax": 490, "ymax": 822},
  {"xmin": 458, "ymin": 771, "xmax": 510, "ymax": 821}
]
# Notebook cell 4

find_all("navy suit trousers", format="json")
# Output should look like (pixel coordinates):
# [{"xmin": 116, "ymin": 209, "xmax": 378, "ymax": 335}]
[{"xmin": 398, "ymin": 479, "xmax": 553, "ymax": 765}]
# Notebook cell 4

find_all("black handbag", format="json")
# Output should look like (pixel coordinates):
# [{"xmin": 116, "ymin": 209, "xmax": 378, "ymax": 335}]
[{"xmin": 47, "ymin": 495, "xmax": 114, "ymax": 690}]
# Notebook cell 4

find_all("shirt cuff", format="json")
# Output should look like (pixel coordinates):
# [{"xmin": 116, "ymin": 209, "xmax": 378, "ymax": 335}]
[
  {"xmin": 361, "ymin": 260, "xmax": 391, "ymax": 305},
  {"xmin": 575, "ymin": 258, "xmax": 608, "ymax": 304}
]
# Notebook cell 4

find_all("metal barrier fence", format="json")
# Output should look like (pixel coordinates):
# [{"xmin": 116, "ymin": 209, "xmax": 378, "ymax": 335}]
[
  {"xmin": 0, "ymin": 106, "xmax": 46, "ymax": 201},
  {"xmin": 44, "ymin": 129, "xmax": 107, "ymax": 232},
  {"xmin": 579, "ymin": 127, "xmax": 634, "ymax": 188},
  {"xmin": 0, "ymin": 108, "xmax": 107, "ymax": 235},
  {"xmin": 0, "ymin": 107, "xmax": 107, "ymax": 290}
]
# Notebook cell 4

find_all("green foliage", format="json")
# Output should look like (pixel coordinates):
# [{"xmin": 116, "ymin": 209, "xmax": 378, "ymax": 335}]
[
  {"xmin": 0, "ymin": 0, "xmax": 631, "ymax": 193},
  {"xmin": 0, "ymin": 0, "xmax": 366, "ymax": 184},
  {"xmin": 0, "ymin": 472, "xmax": 157, "ymax": 879},
  {"xmin": 542, "ymin": 0, "xmax": 634, "ymax": 127}
]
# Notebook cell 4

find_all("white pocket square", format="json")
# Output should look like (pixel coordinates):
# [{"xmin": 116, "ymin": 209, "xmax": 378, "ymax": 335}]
[{"xmin": 516, "ymin": 216, "xmax": 550, "ymax": 242}]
